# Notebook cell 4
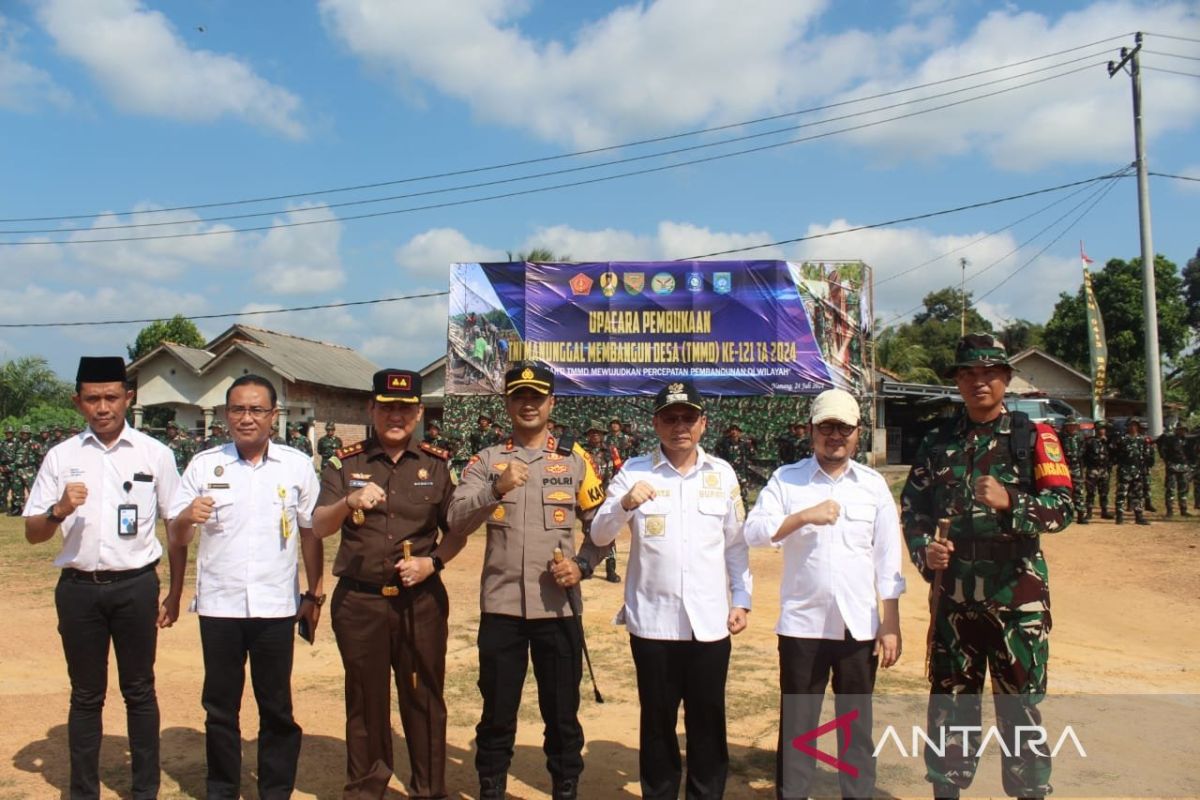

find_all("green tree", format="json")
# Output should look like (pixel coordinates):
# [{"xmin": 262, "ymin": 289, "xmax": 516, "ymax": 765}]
[
  {"xmin": 127, "ymin": 315, "xmax": 206, "ymax": 361},
  {"xmin": 998, "ymin": 320, "xmax": 1044, "ymax": 354},
  {"xmin": 508, "ymin": 247, "xmax": 571, "ymax": 262},
  {"xmin": 877, "ymin": 288, "xmax": 993, "ymax": 384},
  {"xmin": 1043, "ymin": 254, "xmax": 1188, "ymax": 400},
  {"xmin": 0, "ymin": 356, "xmax": 74, "ymax": 419}
]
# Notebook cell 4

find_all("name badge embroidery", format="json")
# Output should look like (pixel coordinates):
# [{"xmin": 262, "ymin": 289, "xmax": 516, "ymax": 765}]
[{"xmin": 645, "ymin": 515, "xmax": 667, "ymax": 537}]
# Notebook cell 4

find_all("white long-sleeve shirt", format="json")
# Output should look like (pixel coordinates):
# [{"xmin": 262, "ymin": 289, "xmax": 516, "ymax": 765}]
[
  {"xmin": 590, "ymin": 445, "xmax": 752, "ymax": 642},
  {"xmin": 744, "ymin": 458, "xmax": 905, "ymax": 641}
]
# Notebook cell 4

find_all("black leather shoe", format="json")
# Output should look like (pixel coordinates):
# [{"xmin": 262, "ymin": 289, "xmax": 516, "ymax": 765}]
[
  {"xmin": 1136, "ymin": 515, "xmax": 1151, "ymax": 526},
  {"xmin": 479, "ymin": 774, "xmax": 507, "ymax": 799},
  {"xmin": 552, "ymin": 777, "xmax": 578, "ymax": 799},
  {"xmin": 1077, "ymin": 516, "xmax": 1089, "ymax": 525}
]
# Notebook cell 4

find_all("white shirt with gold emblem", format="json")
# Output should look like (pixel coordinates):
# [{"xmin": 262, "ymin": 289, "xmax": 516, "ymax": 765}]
[
  {"xmin": 170, "ymin": 442, "xmax": 318, "ymax": 618},
  {"xmin": 591, "ymin": 445, "xmax": 752, "ymax": 642}
]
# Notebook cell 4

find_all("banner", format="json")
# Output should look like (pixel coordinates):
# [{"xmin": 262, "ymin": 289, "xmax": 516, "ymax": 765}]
[
  {"xmin": 1081, "ymin": 243, "xmax": 1107, "ymax": 413},
  {"xmin": 446, "ymin": 260, "xmax": 871, "ymax": 396}
]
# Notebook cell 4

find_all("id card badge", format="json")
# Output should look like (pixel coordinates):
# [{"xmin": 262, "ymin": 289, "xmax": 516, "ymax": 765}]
[{"xmin": 117, "ymin": 504, "xmax": 138, "ymax": 537}]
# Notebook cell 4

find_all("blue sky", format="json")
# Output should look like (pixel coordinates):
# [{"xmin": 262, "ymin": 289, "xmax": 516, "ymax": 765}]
[{"xmin": 2, "ymin": 0, "xmax": 1198, "ymax": 381}]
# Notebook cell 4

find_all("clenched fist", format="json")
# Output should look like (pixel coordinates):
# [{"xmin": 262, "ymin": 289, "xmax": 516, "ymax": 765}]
[
  {"xmin": 181, "ymin": 496, "xmax": 216, "ymax": 526},
  {"xmin": 620, "ymin": 480, "xmax": 657, "ymax": 511},
  {"xmin": 348, "ymin": 481, "xmax": 385, "ymax": 512},
  {"xmin": 55, "ymin": 482, "xmax": 88, "ymax": 517},
  {"xmin": 802, "ymin": 499, "xmax": 841, "ymax": 526},
  {"xmin": 494, "ymin": 461, "xmax": 530, "ymax": 496}
]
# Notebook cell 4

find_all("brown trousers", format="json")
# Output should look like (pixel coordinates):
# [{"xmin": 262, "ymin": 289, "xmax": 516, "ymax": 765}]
[{"xmin": 331, "ymin": 576, "xmax": 449, "ymax": 800}]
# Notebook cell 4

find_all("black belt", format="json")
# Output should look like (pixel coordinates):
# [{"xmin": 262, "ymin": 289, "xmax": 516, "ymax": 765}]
[
  {"xmin": 61, "ymin": 560, "xmax": 159, "ymax": 584},
  {"xmin": 952, "ymin": 538, "xmax": 1039, "ymax": 561},
  {"xmin": 339, "ymin": 576, "xmax": 405, "ymax": 597}
]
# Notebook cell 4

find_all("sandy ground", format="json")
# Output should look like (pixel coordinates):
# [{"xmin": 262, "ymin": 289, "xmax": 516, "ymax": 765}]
[{"xmin": 2, "ymin": 504, "xmax": 1199, "ymax": 799}]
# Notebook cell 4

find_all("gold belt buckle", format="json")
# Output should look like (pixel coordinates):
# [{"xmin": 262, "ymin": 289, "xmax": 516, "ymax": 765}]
[{"xmin": 382, "ymin": 585, "xmax": 400, "ymax": 597}]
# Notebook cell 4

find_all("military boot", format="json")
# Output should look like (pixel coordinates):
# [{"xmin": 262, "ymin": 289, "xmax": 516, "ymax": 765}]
[
  {"xmin": 1136, "ymin": 512, "xmax": 1151, "ymax": 526},
  {"xmin": 479, "ymin": 774, "xmax": 507, "ymax": 799},
  {"xmin": 1181, "ymin": 506, "xmax": 1192, "ymax": 517},
  {"xmin": 1115, "ymin": 511, "xmax": 1124, "ymax": 525},
  {"xmin": 1100, "ymin": 507, "xmax": 1112, "ymax": 519},
  {"xmin": 605, "ymin": 555, "xmax": 621, "ymax": 583},
  {"xmin": 1077, "ymin": 515, "xmax": 1089, "ymax": 525},
  {"xmin": 552, "ymin": 777, "xmax": 578, "ymax": 799},
  {"xmin": 1166, "ymin": 507, "xmax": 1175, "ymax": 519}
]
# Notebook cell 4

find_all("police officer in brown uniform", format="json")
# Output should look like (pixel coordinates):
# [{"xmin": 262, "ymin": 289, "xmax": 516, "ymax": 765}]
[
  {"xmin": 448, "ymin": 364, "xmax": 607, "ymax": 800},
  {"xmin": 312, "ymin": 369, "xmax": 467, "ymax": 800}
]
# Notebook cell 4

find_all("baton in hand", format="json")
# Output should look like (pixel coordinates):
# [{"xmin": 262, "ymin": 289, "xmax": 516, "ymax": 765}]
[
  {"xmin": 403, "ymin": 540, "xmax": 417, "ymax": 690},
  {"xmin": 924, "ymin": 517, "xmax": 952, "ymax": 683},
  {"xmin": 554, "ymin": 547, "xmax": 604, "ymax": 703}
]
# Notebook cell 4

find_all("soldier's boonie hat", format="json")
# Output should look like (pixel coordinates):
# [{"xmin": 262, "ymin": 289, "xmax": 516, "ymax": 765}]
[
  {"xmin": 505, "ymin": 364, "xmax": 554, "ymax": 396},
  {"xmin": 810, "ymin": 388, "xmax": 860, "ymax": 426},
  {"xmin": 726, "ymin": 424, "xmax": 742, "ymax": 433},
  {"xmin": 20, "ymin": 425, "xmax": 31, "ymax": 433},
  {"xmin": 653, "ymin": 381, "xmax": 704, "ymax": 415},
  {"xmin": 944, "ymin": 333, "xmax": 1011, "ymax": 378},
  {"xmin": 166, "ymin": 420, "xmax": 178, "ymax": 429},
  {"xmin": 4, "ymin": 426, "xmax": 12, "ymax": 433},
  {"xmin": 1064, "ymin": 415, "xmax": 1079, "ymax": 425},
  {"xmin": 76, "ymin": 356, "xmax": 127, "ymax": 384},
  {"xmin": 585, "ymin": 419, "xmax": 606, "ymax": 434},
  {"xmin": 609, "ymin": 418, "xmax": 622, "ymax": 425},
  {"xmin": 373, "ymin": 369, "xmax": 421, "ymax": 403},
  {"xmin": 325, "ymin": 421, "xmax": 335, "ymax": 430},
  {"xmin": 477, "ymin": 414, "xmax": 492, "ymax": 424},
  {"xmin": 427, "ymin": 420, "xmax": 441, "ymax": 431}
]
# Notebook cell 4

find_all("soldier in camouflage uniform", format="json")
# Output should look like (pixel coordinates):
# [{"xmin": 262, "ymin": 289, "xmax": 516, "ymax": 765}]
[
  {"xmin": 1141, "ymin": 431, "xmax": 1157, "ymax": 512},
  {"xmin": 0, "ymin": 426, "xmax": 15, "ymax": 515},
  {"xmin": 1156, "ymin": 422, "xmax": 1192, "ymax": 517},
  {"xmin": 1189, "ymin": 433, "xmax": 1200, "ymax": 511},
  {"xmin": 317, "ymin": 421, "xmax": 343, "ymax": 470},
  {"xmin": 1112, "ymin": 419, "xmax": 1150, "ymax": 525},
  {"xmin": 423, "ymin": 420, "xmax": 454, "ymax": 454},
  {"xmin": 775, "ymin": 422, "xmax": 800, "ymax": 466},
  {"xmin": 900, "ymin": 334, "xmax": 1073, "ymax": 800},
  {"xmin": 605, "ymin": 418, "xmax": 632, "ymax": 463},
  {"xmin": 287, "ymin": 422, "xmax": 313, "ymax": 456},
  {"xmin": 714, "ymin": 424, "xmax": 754, "ymax": 503},
  {"xmin": 204, "ymin": 421, "xmax": 229, "ymax": 450},
  {"xmin": 582, "ymin": 421, "xmax": 622, "ymax": 583},
  {"xmin": 466, "ymin": 414, "xmax": 494, "ymax": 457},
  {"xmin": 11, "ymin": 425, "xmax": 44, "ymax": 516},
  {"xmin": 1060, "ymin": 417, "xmax": 1088, "ymax": 524},
  {"xmin": 1082, "ymin": 421, "xmax": 1113, "ymax": 520},
  {"xmin": 164, "ymin": 420, "xmax": 194, "ymax": 472}
]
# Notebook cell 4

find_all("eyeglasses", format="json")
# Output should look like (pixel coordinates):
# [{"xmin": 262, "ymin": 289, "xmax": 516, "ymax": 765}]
[
  {"xmin": 227, "ymin": 406, "xmax": 274, "ymax": 419},
  {"xmin": 658, "ymin": 412, "xmax": 701, "ymax": 426},
  {"xmin": 815, "ymin": 421, "xmax": 858, "ymax": 436}
]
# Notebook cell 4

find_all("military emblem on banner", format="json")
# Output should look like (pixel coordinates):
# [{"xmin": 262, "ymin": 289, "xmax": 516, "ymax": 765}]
[
  {"xmin": 651, "ymin": 272, "xmax": 675, "ymax": 295},
  {"xmin": 686, "ymin": 272, "xmax": 703, "ymax": 292},
  {"xmin": 713, "ymin": 272, "xmax": 732, "ymax": 294},
  {"xmin": 569, "ymin": 272, "xmax": 593, "ymax": 296},
  {"xmin": 623, "ymin": 272, "xmax": 644, "ymax": 295},
  {"xmin": 599, "ymin": 270, "xmax": 619, "ymax": 297}
]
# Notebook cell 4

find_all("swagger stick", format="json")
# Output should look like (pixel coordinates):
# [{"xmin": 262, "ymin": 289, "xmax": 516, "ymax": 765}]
[
  {"xmin": 554, "ymin": 547, "xmax": 604, "ymax": 703},
  {"xmin": 403, "ymin": 540, "xmax": 417, "ymax": 690},
  {"xmin": 925, "ymin": 518, "xmax": 953, "ymax": 683}
]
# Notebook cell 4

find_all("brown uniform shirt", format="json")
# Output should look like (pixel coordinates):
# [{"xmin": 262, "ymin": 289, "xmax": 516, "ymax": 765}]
[
  {"xmin": 447, "ymin": 434, "xmax": 606, "ymax": 619},
  {"xmin": 318, "ymin": 436, "xmax": 457, "ymax": 585}
]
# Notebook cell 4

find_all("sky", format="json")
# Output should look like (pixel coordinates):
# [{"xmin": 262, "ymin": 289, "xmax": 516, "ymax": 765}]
[{"xmin": 1, "ymin": 0, "xmax": 1198, "ymax": 381}]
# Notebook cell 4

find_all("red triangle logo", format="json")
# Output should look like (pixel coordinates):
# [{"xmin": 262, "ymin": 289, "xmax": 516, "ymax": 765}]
[{"xmin": 790, "ymin": 709, "xmax": 860, "ymax": 777}]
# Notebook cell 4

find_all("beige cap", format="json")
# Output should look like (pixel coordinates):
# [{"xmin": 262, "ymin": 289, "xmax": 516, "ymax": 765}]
[{"xmin": 810, "ymin": 388, "xmax": 860, "ymax": 425}]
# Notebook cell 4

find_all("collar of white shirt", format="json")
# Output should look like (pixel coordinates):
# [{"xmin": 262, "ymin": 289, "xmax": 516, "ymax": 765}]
[
  {"xmin": 647, "ymin": 444, "xmax": 717, "ymax": 476},
  {"xmin": 80, "ymin": 423, "xmax": 135, "ymax": 450}
]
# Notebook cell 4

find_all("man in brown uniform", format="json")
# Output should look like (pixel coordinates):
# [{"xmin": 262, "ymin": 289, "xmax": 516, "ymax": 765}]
[
  {"xmin": 312, "ymin": 369, "xmax": 467, "ymax": 800},
  {"xmin": 448, "ymin": 364, "xmax": 607, "ymax": 800}
]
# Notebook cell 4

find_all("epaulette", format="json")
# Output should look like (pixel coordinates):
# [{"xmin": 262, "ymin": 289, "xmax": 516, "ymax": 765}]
[
  {"xmin": 554, "ymin": 433, "xmax": 577, "ymax": 455},
  {"xmin": 336, "ymin": 442, "xmax": 364, "ymax": 459},
  {"xmin": 419, "ymin": 441, "xmax": 450, "ymax": 460}
]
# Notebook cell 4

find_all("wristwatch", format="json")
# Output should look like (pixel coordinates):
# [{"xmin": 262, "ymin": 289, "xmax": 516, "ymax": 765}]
[
  {"xmin": 301, "ymin": 591, "xmax": 326, "ymax": 606},
  {"xmin": 46, "ymin": 504, "xmax": 66, "ymax": 524},
  {"xmin": 430, "ymin": 555, "xmax": 445, "ymax": 573},
  {"xmin": 573, "ymin": 556, "xmax": 594, "ymax": 580}
]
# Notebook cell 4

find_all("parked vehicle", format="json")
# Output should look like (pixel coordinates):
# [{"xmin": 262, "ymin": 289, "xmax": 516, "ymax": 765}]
[{"xmin": 1004, "ymin": 393, "xmax": 1095, "ymax": 434}]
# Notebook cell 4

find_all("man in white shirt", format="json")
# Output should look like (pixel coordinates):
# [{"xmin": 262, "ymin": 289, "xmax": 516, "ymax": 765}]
[
  {"xmin": 591, "ymin": 380, "xmax": 752, "ymax": 800},
  {"xmin": 744, "ymin": 388, "xmax": 904, "ymax": 800},
  {"xmin": 168, "ymin": 375, "xmax": 324, "ymax": 800},
  {"xmin": 24, "ymin": 356, "xmax": 182, "ymax": 800}
]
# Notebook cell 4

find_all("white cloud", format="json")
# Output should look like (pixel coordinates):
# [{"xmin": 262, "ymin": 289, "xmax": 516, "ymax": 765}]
[
  {"xmin": 516, "ymin": 221, "xmax": 782, "ymax": 261},
  {"xmin": 1171, "ymin": 164, "xmax": 1200, "ymax": 193},
  {"xmin": 253, "ymin": 205, "xmax": 346, "ymax": 294},
  {"xmin": 394, "ymin": 228, "xmax": 506, "ymax": 279},
  {"xmin": 0, "ymin": 13, "xmax": 72, "ymax": 112},
  {"xmin": 319, "ymin": 0, "xmax": 1198, "ymax": 168},
  {"xmin": 359, "ymin": 290, "xmax": 449, "ymax": 369},
  {"xmin": 38, "ymin": 0, "xmax": 304, "ymax": 137}
]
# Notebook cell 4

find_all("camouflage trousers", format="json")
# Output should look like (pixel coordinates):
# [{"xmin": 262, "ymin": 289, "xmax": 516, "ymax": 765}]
[
  {"xmin": 1068, "ymin": 467, "xmax": 1086, "ymax": 520},
  {"xmin": 1164, "ymin": 464, "xmax": 1191, "ymax": 512},
  {"xmin": 1115, "ymin": 467, "xmax": 1144, "ymax": 514},
  {"xmin": 0, "ymin": 472, "xmax": 10, "ymax": 511},
  {"xmin": 927, "ymin": 601, "xmax": 1051, "ymax": 797},
  {"xmin": 9, "ymin": 468, "xmax": 33, "ymax": 512},
  {"xmin": 1084, "ymin": 468, "xmax": 1110, "ymax": 514}
]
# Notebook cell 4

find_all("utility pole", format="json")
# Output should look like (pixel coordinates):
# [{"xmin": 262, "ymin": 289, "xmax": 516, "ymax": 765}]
[
  {"xmin": 959, "ymin": 257, "xmax": 968, "ymax": 336},
  {"xmin": 1109, "ymin": 32, "xmax": 1163, "ymax": 436}
]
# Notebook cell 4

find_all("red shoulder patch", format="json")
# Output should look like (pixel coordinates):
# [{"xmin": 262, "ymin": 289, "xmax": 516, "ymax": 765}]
[
  {"xmin": 419, "ymin": 441, "xmax": 450, "ymax": 460},
  {"xmin": 1032, "ymin": 424, "xmax": 1072, "ymax": 490},
  {"xmin": 336, "ymin": 441, "xmax": 364, "ymax": 459}
]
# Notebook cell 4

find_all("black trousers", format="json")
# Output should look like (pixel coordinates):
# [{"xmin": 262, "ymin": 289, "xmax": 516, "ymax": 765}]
[
  {"xmin": 630, "ymin": 634, "xmax": 731, "ymax": 800},
  {"xmin": 55, "ymin": 568, "xmax": 161, "ymax": 800},
  {"xmin": 475, "ymin": 614, "xmax": 583, "ymax": 783},
  {"xmin": 777, "ymin": 633, "xmax": 878, "ymax": 800},
  {"xmin": 199, "ymin": 616, "xmax": 301, "ymax": 800}
]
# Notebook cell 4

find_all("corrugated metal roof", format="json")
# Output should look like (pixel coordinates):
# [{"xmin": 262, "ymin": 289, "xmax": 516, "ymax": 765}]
[
  {"xmin": 218, "ymin": 326, "xmax": 377, "ymax": 391},
  {"xmin": 164, "ymin": 342, "xmax": 213, "ymax": 372}
]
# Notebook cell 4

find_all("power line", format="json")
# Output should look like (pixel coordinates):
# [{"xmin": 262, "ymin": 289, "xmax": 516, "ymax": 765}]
[
  {"xmin": 0, "ymin": 290, "xmax": 450, "ymax": 329},
  {"xmin": 0, "ymin": 170, "xmax": 1131, "ymax": 329},
  {"xmin": 1150, "ymin": 171, "xmax": 1200, "ymax": 182},
  {"xmin": 2, "ymin": 61, "xmax": 1105, "ymax": 247},
  {"xmin": 0, "ymin": 56, "xmax": 1112, "ymax": 238},
  {"xmin": 1145, "ymin": 32, "xmax": 1200, "ymax": 45},
  {"xmin": 1144, "ymin": 49, "xmax": 1200, "ymax": 62},
  {"xmin": 0, "ymin": 34, "xmax": 1133, "ymax": 225},
  {"xmin": 1143, "ymin": 66, "xmax": 1200, "ymax": 78},
  {"xmin": 678, "ymin": 167, "xmax": 1130, "ymax": 260}
]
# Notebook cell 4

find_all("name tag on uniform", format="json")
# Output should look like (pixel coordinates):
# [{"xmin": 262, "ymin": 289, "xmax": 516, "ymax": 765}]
[
  {"xmin": 207, "ymin": 482, "xmax": 230, "ymax": 490},
  {"xmin": 348, "ymin": 479, "xmax": 369, "ymax": 488},
  {"xmin": 645, "ymin": 515, "xmax": 666, "ymax": 537},
  {"xmin": 699, "ymin": 489, "xmax": 723, "ymax": 499}
]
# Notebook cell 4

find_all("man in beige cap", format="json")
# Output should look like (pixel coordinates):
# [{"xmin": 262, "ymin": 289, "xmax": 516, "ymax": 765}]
[{"xmin": 745, "ymin": 387, "xmax": 904, "ymax": 800}]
